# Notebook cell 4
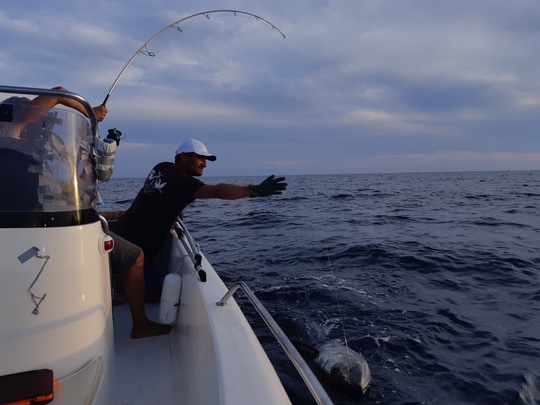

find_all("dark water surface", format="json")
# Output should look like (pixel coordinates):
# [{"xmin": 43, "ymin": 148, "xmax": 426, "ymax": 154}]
[{"xmin": 100, "ymin": 171, "xmax": 540, "ymax": 405}]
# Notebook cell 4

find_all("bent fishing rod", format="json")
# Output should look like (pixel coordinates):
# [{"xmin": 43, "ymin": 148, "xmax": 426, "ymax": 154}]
[{"xmin": 102, "ymin": 9, "xmax": 285, "ymax": 106}]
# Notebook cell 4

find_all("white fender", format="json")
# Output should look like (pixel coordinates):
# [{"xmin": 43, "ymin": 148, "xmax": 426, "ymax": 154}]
[{"xmin": 159, "ymin": 273, "xmax": 182, "ymax": 324}]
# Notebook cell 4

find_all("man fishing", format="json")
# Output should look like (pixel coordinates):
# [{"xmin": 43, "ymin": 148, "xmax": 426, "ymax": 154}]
[{"xmin": 114, "ymin": 138, "xmax": 287, "ymax": 296}]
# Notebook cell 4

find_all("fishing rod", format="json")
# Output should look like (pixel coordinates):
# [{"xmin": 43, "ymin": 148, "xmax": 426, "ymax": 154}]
[
  {"xmin": 173, "ymin": 217, "xmax": 207, "ymax": 282},
  {"xmin": 102, "ymin": 9, "xmax": 286, "ymax": 106}
]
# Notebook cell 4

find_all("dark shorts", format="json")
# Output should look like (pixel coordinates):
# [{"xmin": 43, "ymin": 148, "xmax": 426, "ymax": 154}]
[{"xmin": 109, "ymin": 231, "xmax": 142, "ymax": 274}]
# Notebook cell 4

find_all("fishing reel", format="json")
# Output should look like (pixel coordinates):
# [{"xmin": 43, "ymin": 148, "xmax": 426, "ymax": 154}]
[{"xmin": 106, "ymin": 128, "xmax": 125, "ymax": 146}]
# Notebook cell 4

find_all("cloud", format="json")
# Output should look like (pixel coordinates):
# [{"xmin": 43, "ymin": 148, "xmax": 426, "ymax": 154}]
[{"xmin": 1, "ymin": 0, "xmax": 540, "ymax": 176}]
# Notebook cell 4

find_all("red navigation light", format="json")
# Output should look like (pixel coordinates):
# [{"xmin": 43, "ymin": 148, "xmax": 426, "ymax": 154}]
[{"xmin": 101, "ymin": 235, "xmax": 114, "ymax": 253}]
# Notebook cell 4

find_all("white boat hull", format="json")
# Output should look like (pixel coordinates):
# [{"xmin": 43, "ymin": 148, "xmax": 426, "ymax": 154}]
[
  {"xmin": 0, "ymin": 223, "xmax": 115, "ymax": 403},
  {"xmin": 113, "ymin": 229, "xmax": 292, "ymax": 404}
]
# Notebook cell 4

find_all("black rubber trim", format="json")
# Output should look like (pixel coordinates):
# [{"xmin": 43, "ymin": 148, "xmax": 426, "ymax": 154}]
[{"xmin": 0, "ymin": 208, "xmax": 99, "ymax": 228}]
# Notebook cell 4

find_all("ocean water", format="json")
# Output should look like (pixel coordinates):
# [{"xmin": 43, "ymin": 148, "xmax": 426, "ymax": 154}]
[{"xmin": 99, "ymin": 171, "xmax": 540, "ymax": 405}]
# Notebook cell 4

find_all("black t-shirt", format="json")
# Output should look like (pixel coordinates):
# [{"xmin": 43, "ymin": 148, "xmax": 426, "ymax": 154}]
[{"xmin": 115, "ymin": 162, "xmax": 204, "ymax": 257}]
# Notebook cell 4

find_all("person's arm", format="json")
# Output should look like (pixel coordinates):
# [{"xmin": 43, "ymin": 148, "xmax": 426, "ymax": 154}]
[
  {"xmin": 24, "ymin": 86, "xmax": 107, "ymax": 124},
  {"xmin": 194, "ymin": 183, "xmax": 250, "ymax": 200},
  {"xmin": 193, "ymin": 175, "xmax": 287, "ymax": 200}
]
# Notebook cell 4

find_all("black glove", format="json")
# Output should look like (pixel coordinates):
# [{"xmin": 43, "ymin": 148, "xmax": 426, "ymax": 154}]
[{"xmin": 249, "ymin": 175, "xmax": 287, "ymax": 197}]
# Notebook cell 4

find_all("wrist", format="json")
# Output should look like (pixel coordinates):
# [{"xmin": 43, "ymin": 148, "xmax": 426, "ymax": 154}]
[{"xmin": 248, "ymin": 184, "xmax": 258, "ymax": 198}]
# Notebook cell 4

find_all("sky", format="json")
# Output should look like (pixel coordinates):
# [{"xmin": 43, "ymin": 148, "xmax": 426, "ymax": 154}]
[{"xmin": 1, "ymin": 0, "xmax": 540, "ymax": 178}]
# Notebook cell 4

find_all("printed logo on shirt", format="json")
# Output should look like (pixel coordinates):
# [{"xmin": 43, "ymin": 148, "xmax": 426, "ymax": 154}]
[{"xmin": 142, "ymin": 169, "xmax": 167, "ymax": 195}]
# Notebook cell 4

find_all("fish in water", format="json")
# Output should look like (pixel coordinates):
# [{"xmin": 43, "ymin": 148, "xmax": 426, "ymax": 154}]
[
  {"xmin": 293, "ymin": 339, "xmax": 372, "ymax": 394},
  {"xmin": 315, "ymin": 341, "xmax": 372, "ymax": 394}
]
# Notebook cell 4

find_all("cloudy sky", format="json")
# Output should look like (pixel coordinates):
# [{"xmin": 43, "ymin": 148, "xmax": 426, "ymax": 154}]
[{"xmin": 2, "ymin": 0, "xmax": 539, "ymax": 177}]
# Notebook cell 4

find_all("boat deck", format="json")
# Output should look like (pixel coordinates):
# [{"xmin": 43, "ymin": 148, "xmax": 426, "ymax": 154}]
[{"xmin": 113, "ymin": 302, "xmax": 177, "ymax": 404}]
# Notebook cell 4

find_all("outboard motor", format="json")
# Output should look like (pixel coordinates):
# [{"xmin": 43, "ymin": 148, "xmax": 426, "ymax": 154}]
[{"xmin": 0, "ymin": 86, "xmax": 115, "ymax": 404}]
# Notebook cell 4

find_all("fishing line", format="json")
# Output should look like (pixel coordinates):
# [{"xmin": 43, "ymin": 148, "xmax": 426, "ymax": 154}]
[
  {"xmin": 103, "ymin": 9, "xmax": 286, "ymax": 106},
  {"xmin": 293, "ymin": 94, "xmax": 350, "ymax": 352}
]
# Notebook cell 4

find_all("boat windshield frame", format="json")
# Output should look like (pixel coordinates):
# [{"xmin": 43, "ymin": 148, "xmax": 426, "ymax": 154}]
[{"xmin": 0, "ymin": 85, "xmax": 100, "ymax": 227}]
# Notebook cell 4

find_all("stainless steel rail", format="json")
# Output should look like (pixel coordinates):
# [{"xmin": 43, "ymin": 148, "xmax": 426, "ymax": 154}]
[
  {"xmin": 0, "ymin": 85, "xmax": 99, "ymax": 138},
  {"xmin": 217, "ymin": 282, "xmax": 334, "ymax": 405},
  {"xmin": 174, "ymin": 215, "xmax": 333, "ymax": 404}
]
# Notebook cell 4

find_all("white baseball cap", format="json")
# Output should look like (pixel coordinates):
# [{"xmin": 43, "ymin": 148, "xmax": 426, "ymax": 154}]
[{"xmin": 175, "ymin": 138, "xmax": 216, "ymax": 161}]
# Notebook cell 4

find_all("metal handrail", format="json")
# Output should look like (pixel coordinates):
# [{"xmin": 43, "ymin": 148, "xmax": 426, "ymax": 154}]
[
  {"xmin": 173, "ymin": 215, "xmax": 333, "ymax": 404},
  {"xmin": 0, "ymin": 85, "xmax": 98, "ymax": 138},
  {"xmin": 98, "ymin": 213, "xmax": 110, "ymax": 234},
  {"xmin": 217, "ymin": 282, "xmax": 334, "ymax": 405}
]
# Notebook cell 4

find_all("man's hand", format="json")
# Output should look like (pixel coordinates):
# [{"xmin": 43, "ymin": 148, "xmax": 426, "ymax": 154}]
[
  {"xmin": 93, "ymin": 104, "xmax": 108, "ymax": 122},
  {"xmin": 250, "ymin": 175, "xmax": 288, "ymax": 197}
]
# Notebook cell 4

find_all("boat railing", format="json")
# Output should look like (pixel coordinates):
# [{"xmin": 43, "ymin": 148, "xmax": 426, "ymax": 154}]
[
  {"xmin": 217, "ymin": 282, "xmax": 334, "ymax": 405},
  {"xmin": 173, "ymin": 217, "xmax": 334, "ymax": 405},
  {"xmin": 0, "ymin": 85, "xmax": 98, "ymax": 137}
]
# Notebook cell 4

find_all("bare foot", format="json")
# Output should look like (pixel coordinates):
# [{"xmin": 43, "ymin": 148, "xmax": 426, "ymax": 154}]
[{"xmin": 131, "ymin": 320, "xmax": 172, "ymax": 339}]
